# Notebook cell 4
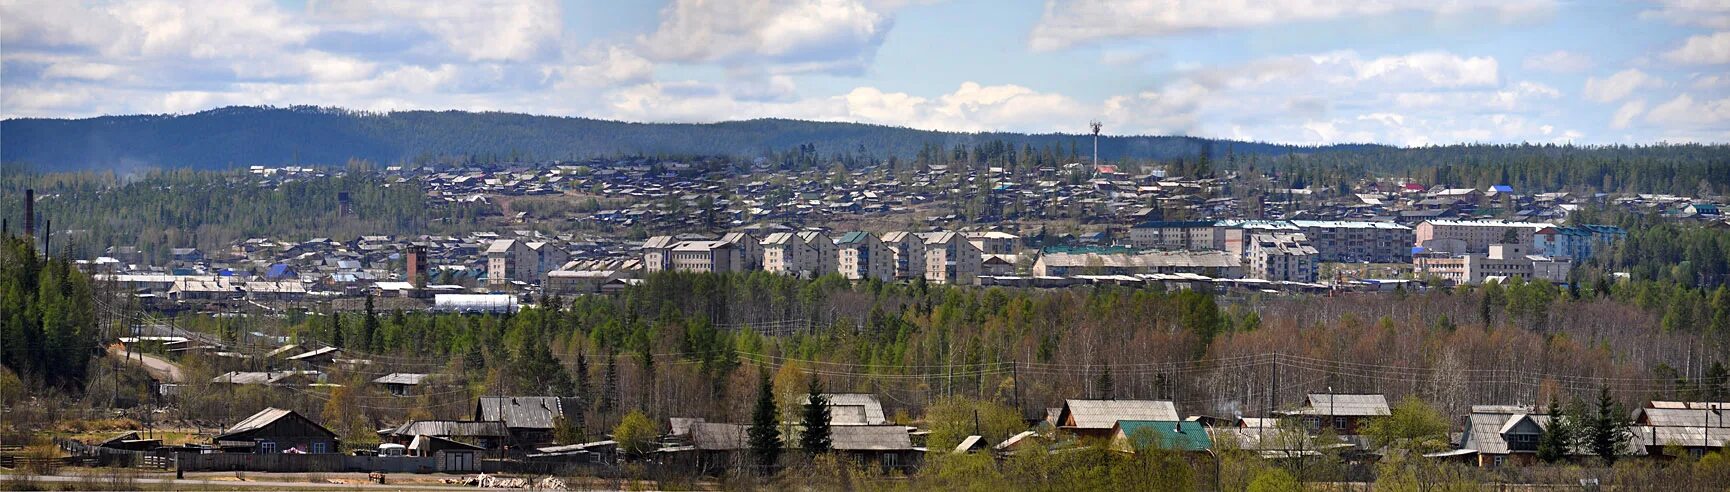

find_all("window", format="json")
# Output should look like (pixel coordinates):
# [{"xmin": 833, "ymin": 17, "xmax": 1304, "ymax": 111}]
[
  {"xmin": 311, "ymin": 441, "xmax": 329, "ymax": 454},
  {"xmin": 258, "ymin": 441, "xmax": 277, "ymax": 454},
  {"xmin": 1492, "ymin": 455, "xmax": 1505, "ymax": 467},
  {"xmin": 1334, "ymin": 417, "xmax": 1348, "ymax": 430}
]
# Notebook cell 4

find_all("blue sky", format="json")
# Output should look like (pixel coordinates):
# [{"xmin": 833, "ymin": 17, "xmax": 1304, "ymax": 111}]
[{"xmin": 2, "ymin": 0, "xmax": 1727, "ymax": 145}]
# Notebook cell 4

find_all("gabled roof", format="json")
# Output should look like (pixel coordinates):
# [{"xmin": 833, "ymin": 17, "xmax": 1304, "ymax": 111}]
[
  {"xmin": 216, "ymin": 408, "xmax": 335, "ymax": 442},
  {"xmin": 690, "ymin": 423, "xmax": 749, "ymax": 450},
  {"xmin": 1059, "ymin": 400, "xmax": 1180, "ymax": 430},
  {"xmin": 385, "ymin": 420, "xmax": 510, "ymax": 439},
  {"xmin": 830, "ymin": 425, "xmax": 913, "ymax": 451},
  {"xmin": 1114, "ymin": 420, "xmax": 1213, "ymax": 451},
  {"xmin": 474, "ymin": 396, "xmax": 581, "ymax": 430},
  {"xmin": 1288, "ymin": 394, "xmax": 1391, "ymax": 417}
]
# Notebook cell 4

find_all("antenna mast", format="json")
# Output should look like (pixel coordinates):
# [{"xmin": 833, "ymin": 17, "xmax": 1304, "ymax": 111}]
[{"xmin": 1089, "ymin": 121, "xmax": 1102, "ymax": 169}]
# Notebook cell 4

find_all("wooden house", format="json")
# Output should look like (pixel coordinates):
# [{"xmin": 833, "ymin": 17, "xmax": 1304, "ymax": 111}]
[{"xmin": 214, "ymin": 408, "xmax": 339, "ymax": 454}]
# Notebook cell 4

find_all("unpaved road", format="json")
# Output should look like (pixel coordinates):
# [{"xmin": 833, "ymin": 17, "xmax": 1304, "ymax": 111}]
[{"xmin": 108, "ymin": 345, "xmax": 185, "ymax": 383}]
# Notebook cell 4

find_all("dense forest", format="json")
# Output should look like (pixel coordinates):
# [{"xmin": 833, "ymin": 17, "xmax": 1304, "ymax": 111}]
[
  {"xmin": 0, "ymin": 106, "xmax": 1344, "ymax": 171},
  {"xmin": 0, "ymin": 236, "xmax": 101, "ymax": 389},
  {"xmin": 0, "ymin": 170, "xmax": 488, "ymax": 262}
]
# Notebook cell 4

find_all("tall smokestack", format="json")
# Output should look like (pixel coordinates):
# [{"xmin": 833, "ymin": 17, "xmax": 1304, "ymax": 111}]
[{"xmin": 23, "ymin": 189, "xmax": 35, "ymax": 237}]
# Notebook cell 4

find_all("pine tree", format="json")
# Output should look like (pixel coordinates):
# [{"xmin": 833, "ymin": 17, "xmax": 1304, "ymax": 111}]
[
  {"xmin": 748, "ymin": 371, "xmax": 782, "ymax": 471},
  {"xmin": 576, "ymin": 351, "xmax": 593, "ymax": 406},
  {"xmin": 799, "ymin": 378, "xmax": 832, "ymax": 454},
  {"xmin": 1537, "ymin": 397, "xmax": 1574, "ymax": 463}
]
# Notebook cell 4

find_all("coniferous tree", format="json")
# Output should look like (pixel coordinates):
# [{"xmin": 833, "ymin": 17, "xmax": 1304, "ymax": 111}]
[
  {"xmin": 575, "ymin": 351, "xmax": 593, "ymax": 406},
  {"xmin": 1537, "ymin": 397, "xmax": 1575, "ymax": 463},
  {"xmin": 362, "ymin": 293, "xmax": 380, "ymax": 352},
  {"xmin": 1586, "ymin": 387, "xmax": 1632, "ymax": 464},
  {"xmin": 330, "ymin": 312, "xmax": 344, "ymax": 349},
  {"xmin": 799, "ymin": 378, "xmax": 832, "ymax": 454},
  {"xmin": 600, "ymin": 352, "xmax": 620, "ymax": 414},
  {"xmin": 748, "ymin": 371, "xmax": 783, "ymax": 471},
  {"xmin": 1096, "ymin": 367, "xmax": 1116, "ymax": 400}
]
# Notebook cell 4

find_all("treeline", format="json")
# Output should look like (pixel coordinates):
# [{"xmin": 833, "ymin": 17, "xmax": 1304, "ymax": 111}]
[
  {"xmin": 0, "ymin": 235, "xmax": 100, "ymax": 389},
  {"xmin": 151, "ymin": 269, "xmax": 1725, "ymax": 446},
  {"xmin": 0, "ymin": 169, "xmax": 484, "ymax": 261}
]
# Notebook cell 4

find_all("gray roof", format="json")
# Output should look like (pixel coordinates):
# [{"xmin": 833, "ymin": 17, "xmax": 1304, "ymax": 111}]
[
  {"xmin": 385, "ymin": 420, "xmax": 509, "ymax": 438},
  {"xmin": 216, "ymin": 407, "xmax": 333, "ymax": 441},
  {"xmin": 1291, "ymin": 394, "xmax": 1391, "ymax": 417},
  {"xmin": 1459, "ymin": 406, "xmax": 1544, "ymax": 455},
  {"xmin": 1060, "ymin": 400, "xmax": 1180, "ymax": 429},
  {"xmin": 830, "ymin": 425, "xmax": 913, "ymax": 451},
  {"xmin": 669, "ymin": 417, "xmax": 706, "ymax": 437},
  {"xmin": 371, "ymin": 373, "xmax": 428, "ymax": 386},
  {"xmin": 475, "ymin": 396, "xmax": 582, "ymax": 430},
  {"xmin": 804, "ymin": 393, "xmax": 888, "ymax": 425},
  {"xmin": 691, "ymin": 423, "xmax": 749, "ymax": 450}
]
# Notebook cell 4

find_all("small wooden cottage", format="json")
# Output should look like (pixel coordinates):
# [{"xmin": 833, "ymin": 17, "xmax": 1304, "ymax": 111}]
[{"xmin": 214, "ymin": 408, "xmax": 339, "ymax": 454}]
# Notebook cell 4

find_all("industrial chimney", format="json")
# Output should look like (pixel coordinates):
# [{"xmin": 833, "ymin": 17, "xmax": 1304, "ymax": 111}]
[
  {"xmin": 406, "ymin": 245, "xmax": 425, "ymax": 287},
  {"xmin": 23, "ymin": 188, "xmax": 34, "ymax": 237}
]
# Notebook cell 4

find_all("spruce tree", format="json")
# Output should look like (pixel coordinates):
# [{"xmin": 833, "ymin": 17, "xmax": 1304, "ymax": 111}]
[
  {"xmin": 362, "ymin": 293, "xmax": 380, "ymax": 352},
  {"xmin": 330, "ymin": 312, "xmax": 344, "ymax": 349},
  {"xmin": 748, "ymin": 371, "xmax": 782, "ymax": 471},
  {"xmin": 1586, "ymin": 387, "xmax": 1632, "ymax": 464},
  {"xmin": 600, "ymin": 352, "xmax": 620, "ymax": 413},
  {"xmin": 1096, "ymin": 367, "xmax": 1115, "ymax": 400},
  {"xmin": 1537, "ymin": 397, "xmax": 1574, "ymax": 463},
  {"xmin": 576, "ymin": 351, "xmax": 593, "ymax": 406},
  {"xmin": 799, "ymin": 378, "xmax": 832, "ymax": 454}
]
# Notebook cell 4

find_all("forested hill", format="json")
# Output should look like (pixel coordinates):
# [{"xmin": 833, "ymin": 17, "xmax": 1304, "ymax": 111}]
[{"xmin": 1, "ymin": 106, "xmax": 1375, "ymax": 171}]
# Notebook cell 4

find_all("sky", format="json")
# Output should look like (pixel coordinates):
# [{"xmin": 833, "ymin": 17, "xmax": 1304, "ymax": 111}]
[{"xmin": 1, "ymin": 0, "xmax": 1727, "ymax": 146}]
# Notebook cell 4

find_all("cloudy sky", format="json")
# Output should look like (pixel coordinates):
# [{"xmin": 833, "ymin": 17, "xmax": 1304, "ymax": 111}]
[{"xmin": 2, "ymin": 0, "xmax": 1727, "ymax": 145}]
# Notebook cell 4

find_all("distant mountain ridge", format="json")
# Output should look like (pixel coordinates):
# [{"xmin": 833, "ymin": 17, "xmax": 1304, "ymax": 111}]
[{"xmin": 0, "ymin": 106, "xmax": 1380, "ymax": 171}]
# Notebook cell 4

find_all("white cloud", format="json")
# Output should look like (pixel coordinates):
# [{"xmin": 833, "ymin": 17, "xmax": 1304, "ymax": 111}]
[
  {"xmin": 309, "ymin": 1, "xmax": 563, "ymax": 62},
  {"xmin": 1663, "ymin": 31, "xmax": 1730, "ymax": 65},
  {"xmin": 1583, "ymin": 69, "xmax": 1663, "ymax": 103},
  {"xmin": 552, "ymin": 45, "xmax": 655, "ymax": 89},
  {"xmin": 1522, "ymin": 50, "xmax": 1595, "ymax": 73},
  {"xmin": 638, "ymin": 0, "xmax": 892, "ymax": 74},
  {"xmin": 1028, "ymin": 0, "xmax": 1554, "ymax": 51},
  {"xmin": 1611, "ymin": 99, "xmax": 1647, "ymax": 129},
  {"xmin": 1639, "ymin": 0, "xmax": 1730, "ymax": 29},
  {"xmin": 1645, "ymin": 94, "xmax": 1730, "ymax": 127}
]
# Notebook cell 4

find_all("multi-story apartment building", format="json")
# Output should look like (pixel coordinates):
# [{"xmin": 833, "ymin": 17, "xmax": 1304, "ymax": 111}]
[
  {"xmin": 1414, "ymin": 220, "xmax": 1549, "ymax": 255},
  {"xmin": 835, "ymin": 231, "xmax": 895, "ymax": 281},
  {"xmin": 641, "ymin": 236, "xmax": 678, "ymax": 272},
  {"xmin": 762, "ymin": 232, "xmax": 813, "ymax": 276},
  {"xmin": 1413, "ymin": 242, "xmax": 1571, "ymax": 285},
  {"xmin": 1533, "ymin": 225, "xmax": 1625, "ymax": 261},
  {"xmin": 1030, "ymin": 251, "xmax": 1242, "ymax": 278},
  {"xmin": 881, "ymin": 231, "xmax": 927, "ymax": 280},
  {"xmin": 486, "ymin": 239, "xmax": 564, "ymax": 288},
  {"xmin": 963, "ymin": 231, "xmax": 1019, "ymax": 255},
  {"xmin": 719, "ymin": 232, "xmax": 763, "ymax": 272},
  {"xmin": 1245, "ymin": 233, "xmax": 1319, "ymax": 282},
  {"xmin": 921, "ymin": 232, "xmax": 982, "ymax": 285},
  {"xmin": 668, "ymin": 240, "xmax": 735, "ymax": 273},
  {"xmin": 798, "ymin": 231, "xmax": 838, "ymax": 276},
  {"xmin": 1288, "ymin": 220, "xmax": 1414, "ymax": 263},
  {"xmin": 1128, "ymin": 220, "xmax": 1223, "ymax": 250}
]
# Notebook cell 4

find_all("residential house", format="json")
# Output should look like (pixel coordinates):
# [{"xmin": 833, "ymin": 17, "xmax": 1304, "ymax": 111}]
[
  {"xmin": 1456, "ymin": 405, "xmax": 1547, "ymax": 467},
  {"xmin": 1281, "ymin": 394, "xmax": 1390, "ymax": 436},
  {"xmin": 214, "ymin": 408, "xmax": 340, "ymax": 454},
  {"xmin": 372, "ymin": 373, "xmax": 427, "ymax": 397},
  {"xmin": 381, "ymin": 420, "xmax": 510, "ymax": 451},
  {"xmin": 806, "ymin": 393, "xmax": 889, "ymax": 425},
  {"xmin": 831, "ymin": 425, "xmax": 921, "ymax": 473},
  {"xmin": 1110, "ymin": 420, "xmax": 1213, "ymax": 453},
  {"xmin": 1631, "ymin": 401, "xmax": 1728, "ymax": 459},
  {"xmin": 474, "ymin": 396, "xmax": 584, "ymax": 448},
  {"xmin": 1055, "ymin": 399, "xmax": 1181, "ymax": 440}
]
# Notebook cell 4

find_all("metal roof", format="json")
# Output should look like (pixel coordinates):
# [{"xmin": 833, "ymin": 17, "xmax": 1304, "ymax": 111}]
[
  {"xmin": 216, "ymin": 408, "xmax": 334, "ymax": 441},
  {"xmin": 385, "ymin": 420, "xmax": 509, "ymax": 438},
  {"xmin": 475, "ymin": 396, "xmax": 581, "ymax": 430},
  {"xmin": 830, "ymin": 425, "xmax": 913, "ymax": 451},
  {"xmin": 1289, "ymin": 394, "xmax": 1391, "ymax": 417},
  {"xmin": 691, "ymin": 423, "xmax": 749, "ymax": 451},
  {"xmin": 805, "ymin": 393, "xmax": 888, "ymax": 425},
  {"xmin": 371, "ymin": 373, "xmax": 428, "ymax": 386},
  {"xmin": 1060, "ymin": 399, "xmax": 1180, "ymax": 430},
  {"xmin": 1114, "ymin": 420, "xmax": 1213, "ymax": 451}
]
